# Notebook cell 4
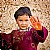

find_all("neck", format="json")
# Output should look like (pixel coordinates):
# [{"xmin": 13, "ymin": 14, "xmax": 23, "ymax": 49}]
[
  {"xmin": 18, "ymin": 27, "xmax": 30, "ymax": 32},
  {"xmin": 20, "ymin": 29, "xmax": 26, "ymax": 32}
]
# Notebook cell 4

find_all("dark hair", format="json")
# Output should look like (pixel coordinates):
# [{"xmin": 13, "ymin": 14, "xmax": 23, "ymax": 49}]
[{"xmin": 14, "ymin": 7, "xmax": 32, "ymax": 19}]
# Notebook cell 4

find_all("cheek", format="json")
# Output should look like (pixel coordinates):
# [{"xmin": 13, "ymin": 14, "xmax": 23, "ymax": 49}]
[
  {"xmin": 25, "ymin": 21, "xmax": 30, "ymax": 25},
  {"xmin": 27, "ymin": 21, "xmax": 30, "ymax": 24},
  {"xmin": 18, "ymin": 21, "xmax": 23, "ymax": 25},
  {"xmin": 20, "ymin": 22, "xmax": 23, "ymax": 24}
]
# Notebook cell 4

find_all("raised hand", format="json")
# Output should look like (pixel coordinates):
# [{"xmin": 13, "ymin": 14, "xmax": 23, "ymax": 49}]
[{"xmin": 30, "ymin": 16, "xmax": 42, "ymax": 30}]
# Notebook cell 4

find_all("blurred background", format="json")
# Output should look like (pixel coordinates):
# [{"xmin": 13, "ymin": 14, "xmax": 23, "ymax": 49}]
[{"xmin": 0, "ymin": 0, "xmax": 50, "ymax": 50}]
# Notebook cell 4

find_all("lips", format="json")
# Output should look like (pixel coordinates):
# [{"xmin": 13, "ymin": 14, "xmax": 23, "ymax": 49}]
[{"xmin": 22, "ymin": 26, "xmax": 26, "ymax": 27}]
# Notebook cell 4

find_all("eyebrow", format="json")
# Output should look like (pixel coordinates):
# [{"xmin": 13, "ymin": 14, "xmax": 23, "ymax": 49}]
[{"xmin": 19, "ymin": 19, "xmax": 28, "ymax": 21}]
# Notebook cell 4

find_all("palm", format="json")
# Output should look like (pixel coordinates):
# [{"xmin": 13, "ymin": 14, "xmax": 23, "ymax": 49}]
[{"xmin": 30, "ymin": 16, "xmax": 42, "ymax": 30}]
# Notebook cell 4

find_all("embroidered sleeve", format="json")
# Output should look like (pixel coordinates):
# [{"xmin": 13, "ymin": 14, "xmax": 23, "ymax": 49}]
[{"xmin": 30, "ymin": 26, "xmax": 48, "ymax": 44}]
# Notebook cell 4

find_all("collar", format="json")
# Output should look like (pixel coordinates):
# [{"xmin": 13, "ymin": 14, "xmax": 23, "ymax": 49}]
[{"xmin": 18, "ymin": 27, "xmax": 31, "ymax": 32}]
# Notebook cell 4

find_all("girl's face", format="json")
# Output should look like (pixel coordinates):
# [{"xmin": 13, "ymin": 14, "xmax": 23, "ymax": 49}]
[{"xmin": 16, "ymin": 15, "xmax": 30, "ymax": 30}]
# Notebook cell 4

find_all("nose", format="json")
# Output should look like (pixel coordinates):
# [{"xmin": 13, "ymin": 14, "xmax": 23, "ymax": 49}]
[{"xmin": 22, "ymin": 21, "xmax": 26, "ymax": 24}]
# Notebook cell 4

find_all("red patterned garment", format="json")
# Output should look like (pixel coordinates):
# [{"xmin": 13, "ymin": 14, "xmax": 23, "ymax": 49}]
[
  {"xmin": 11, "ymin": 26, "xmax": 48, "ymax": 50},
  {"xmin": 0, "ymin": 26, "xmax": 48, "ymax": 50},
  {"xmin": 0, "ymin": 33, "xmax": 13, "ymax": 50}
]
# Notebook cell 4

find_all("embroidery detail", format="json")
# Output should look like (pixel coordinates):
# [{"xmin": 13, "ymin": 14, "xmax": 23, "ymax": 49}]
[{"xmin": 31, "ymin": 43, "xmax": 35, "ymax": 48}]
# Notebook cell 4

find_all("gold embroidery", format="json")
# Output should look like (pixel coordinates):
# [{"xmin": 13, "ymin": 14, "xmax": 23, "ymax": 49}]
[{"xmin": 31, "ymin": 43, "xmax": 35, "ymax": 48}]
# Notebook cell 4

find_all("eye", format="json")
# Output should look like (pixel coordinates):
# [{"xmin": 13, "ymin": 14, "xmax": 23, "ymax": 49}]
[
  {"xmin": 25, "ymin": 20, "xmax": 28, "ymax": 21},
  {"xmin": 19, "ymin": 20, "xmax": 23, "ymax": 21}
]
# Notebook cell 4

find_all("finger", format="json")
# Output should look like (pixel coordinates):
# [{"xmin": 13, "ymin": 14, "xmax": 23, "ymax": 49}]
[
  {"xmin": 31, "ymin": 16, "xmax": 37, "ymax": 22},
  {"xmin": 30, "ymin": 24, "xmax": 35, "ymax": 28},
  {"xmin": 37, "ymin": 16, "xmax": 40, "ymax": 22},
  {"xmin": 30, "ymin": 22, "xmax": 35, "ymax": 28},
  {"xmin": 30, "ymin": 16, "xmax": 35, "ymax": 23}
]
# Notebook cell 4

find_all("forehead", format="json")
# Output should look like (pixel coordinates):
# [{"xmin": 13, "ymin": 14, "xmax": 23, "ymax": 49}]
[{"xmin": 17, "ymin": 15, "xmax": 29, "ymax": 20}]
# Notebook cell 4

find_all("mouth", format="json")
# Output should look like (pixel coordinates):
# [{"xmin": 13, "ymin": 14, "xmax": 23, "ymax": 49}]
[
  {"xmin": 20, "ymin": 26, "xmax": 27, "ymax": 30},
  {"xmin": 21, "ymin": 26, "xmax": 26, "ymax": 27}
]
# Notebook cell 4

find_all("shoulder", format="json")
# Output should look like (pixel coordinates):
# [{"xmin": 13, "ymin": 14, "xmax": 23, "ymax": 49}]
[
  {"xmin": 42, "ymin": 26, "xmax": 48, "ymax": 32},
  {"xmin": 11, "ymin": 30, "xmax": 18, "ymax": 34},
  {"xmin": 30, "ymin": 28, "xmax": 35, "ymax": 31},
  {"xmin": 11, "ymin": 30, "xmax": 20, "ymax": 37},
  {"xmin": 30, "ymin": 28, "xmax": 36, "ymax": 32},
  {"xmin": 42, "ymin": 26, "xmax": 48, "ymax": 38}
]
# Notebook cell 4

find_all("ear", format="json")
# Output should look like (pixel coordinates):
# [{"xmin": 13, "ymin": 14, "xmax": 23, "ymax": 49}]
[
  {"xmin": 15, "ymin": 20, "xmax": 18, "ymax": 27},
  {"xmin": 30, "ymin": 16, "xmax": 32, "ymax": 18},
  {"xmin": 15, "ymin": 19, "xmax": 18, "ymax": 24}
]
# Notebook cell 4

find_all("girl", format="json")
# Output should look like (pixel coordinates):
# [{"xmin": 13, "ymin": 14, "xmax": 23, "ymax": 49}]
[{"xmin": 11, "ymin": 7, "xmax": 48, "ymax": 50}]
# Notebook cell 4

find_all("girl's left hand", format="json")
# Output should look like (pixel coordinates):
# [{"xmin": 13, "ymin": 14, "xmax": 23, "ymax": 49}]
[{"xmin": 30, "ymin": 16, "xmax": 42, "ymax": 30}]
